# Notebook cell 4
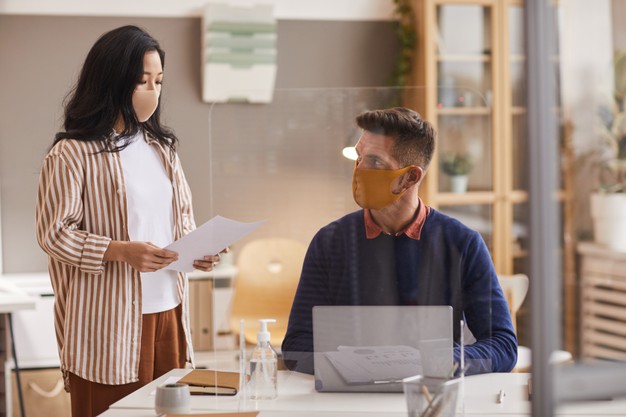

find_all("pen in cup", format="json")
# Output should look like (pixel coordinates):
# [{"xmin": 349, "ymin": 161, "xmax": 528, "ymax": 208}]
[{"xmin": 421, "ymin": 384, "xmax": 433, "ymax": 403}]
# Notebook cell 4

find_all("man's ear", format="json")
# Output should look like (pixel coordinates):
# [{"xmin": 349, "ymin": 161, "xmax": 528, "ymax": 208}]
[
  {"xmin": 393, "ymin": 166, "xmax": 423, "ymax": 194},
  {"xmin": 402, "ymin": 166, "xmax": 423, "ymax": 189}
]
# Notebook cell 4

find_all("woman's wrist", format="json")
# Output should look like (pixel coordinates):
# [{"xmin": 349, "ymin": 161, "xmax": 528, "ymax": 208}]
[{"xmin": 104, "ymin": 240, "xmax": 126, "ymax": 263}]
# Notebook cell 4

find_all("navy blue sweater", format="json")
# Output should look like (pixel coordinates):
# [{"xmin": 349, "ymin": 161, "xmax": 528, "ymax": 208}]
[{"xmin": 282, "ymin": 209, "xmax": 517, "ymax": 375}]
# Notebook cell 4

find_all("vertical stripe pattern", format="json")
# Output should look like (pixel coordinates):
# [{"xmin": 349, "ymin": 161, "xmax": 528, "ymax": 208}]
[{"xmin": 36, "ymin": 136, "xmax": 196, "ymax": 386}]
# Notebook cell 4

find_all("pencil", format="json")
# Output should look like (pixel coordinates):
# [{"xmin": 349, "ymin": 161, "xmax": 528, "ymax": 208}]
[{"xmin": 421, "ymin": 384, "xmax": 433, "ymax": 403}]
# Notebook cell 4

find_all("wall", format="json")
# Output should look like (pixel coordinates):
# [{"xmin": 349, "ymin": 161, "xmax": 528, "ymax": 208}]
[
  {"xmin": 0, "ymin": 15, "xmax": 399, "ymax": 273},
  {"xmin": 0, "ymin": 0, "xmax": 394, "ymax": 20},
  {"xmin": 612, "ymin": 0, "xmax": 626, "ymax": 51},
  {"xmin": 559, "ymin": 0, "xmax": 614, "ymax": 238}
]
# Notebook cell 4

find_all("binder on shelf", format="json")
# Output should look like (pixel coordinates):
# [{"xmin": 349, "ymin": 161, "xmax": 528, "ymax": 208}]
[{"xmin": 202, "ymin": 3, "xmax": 277, "ymax": 103}]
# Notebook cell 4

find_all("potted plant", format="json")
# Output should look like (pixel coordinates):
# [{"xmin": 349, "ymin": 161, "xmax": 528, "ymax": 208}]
[
  {"xmin": 441, "ymin": 152, "xmax": 473, "ymax": 193},
  {"xmin": 590, "ymin": 51, "xmax": 626, "ymax": 251}
]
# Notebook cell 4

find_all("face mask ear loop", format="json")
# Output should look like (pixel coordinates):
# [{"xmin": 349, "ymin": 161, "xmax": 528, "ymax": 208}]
[{"xmin": 395, "ymin": 165, "xmax": 419, "ymax": 194}]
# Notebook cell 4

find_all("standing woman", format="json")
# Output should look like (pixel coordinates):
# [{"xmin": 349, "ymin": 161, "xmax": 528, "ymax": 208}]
[{"xmin": 36, "ymin": 25, "xmax": 218, "ymax": 417}]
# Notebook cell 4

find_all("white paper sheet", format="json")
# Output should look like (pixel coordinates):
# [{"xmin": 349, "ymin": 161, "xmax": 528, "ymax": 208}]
[
  {"xmin": 324, "ymin": 345, "xmax": 423, "ymax": 385},
  {"xmin": 165, "ymin": 216, "xmax": 266, "ymax": 273}
]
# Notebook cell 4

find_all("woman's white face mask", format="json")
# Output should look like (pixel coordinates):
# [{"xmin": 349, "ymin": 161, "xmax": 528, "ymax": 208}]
[{"xmin": 132, "ymin": 90, "xmax": 160, "ymax": 122}]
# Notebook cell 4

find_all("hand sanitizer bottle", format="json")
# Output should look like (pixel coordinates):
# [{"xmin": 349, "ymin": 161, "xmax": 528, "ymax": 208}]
[{"xmin": 248, "ymin": 318, "xmax": 278, "ymax": 400}]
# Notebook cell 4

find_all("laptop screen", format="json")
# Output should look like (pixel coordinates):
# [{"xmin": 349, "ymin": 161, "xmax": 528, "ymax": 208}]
[{"xmin": 312, "ymin": 305, "xmax": 454, "ymax": 392}]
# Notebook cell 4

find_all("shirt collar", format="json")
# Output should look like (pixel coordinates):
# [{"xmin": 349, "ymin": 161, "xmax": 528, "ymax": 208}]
[{"xmin": 364, "ymin": 198, "xmax": 430, "ymax": 240}]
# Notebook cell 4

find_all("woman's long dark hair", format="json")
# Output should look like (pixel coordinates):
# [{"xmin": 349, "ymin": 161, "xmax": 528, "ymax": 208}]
[{"xmin": 54, "ymin": 25, "xmax": 178, "ymax": 151}]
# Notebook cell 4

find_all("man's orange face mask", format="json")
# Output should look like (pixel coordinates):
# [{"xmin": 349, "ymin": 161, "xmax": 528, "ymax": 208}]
[{"xmin": 352, "ymin": 165, "xmax": 414, "ymax": 210}]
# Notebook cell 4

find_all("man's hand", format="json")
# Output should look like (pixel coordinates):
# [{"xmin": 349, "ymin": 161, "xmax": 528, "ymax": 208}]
[{"xmin": 105, "ymin": 241, "xmax": 178, "ymax": 272}]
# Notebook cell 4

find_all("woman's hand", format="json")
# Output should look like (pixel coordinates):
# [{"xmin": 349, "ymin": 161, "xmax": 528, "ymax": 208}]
[
  {"xmin": 105, "ymin": 241, "xmax": 178, "ymax": 272},
  {"xmin": 193, "ymin": 247, "xmax": 229, "ymax": 272}
]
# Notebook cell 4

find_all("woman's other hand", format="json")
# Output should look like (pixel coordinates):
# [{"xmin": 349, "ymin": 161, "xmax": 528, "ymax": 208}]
[
  {"xmin": 193, "ymin": 254, "xmax": 220, "ymax": 272},
  {"xmin": 193, "ymin": 247, "xmax": 229, "ymax": 272}
]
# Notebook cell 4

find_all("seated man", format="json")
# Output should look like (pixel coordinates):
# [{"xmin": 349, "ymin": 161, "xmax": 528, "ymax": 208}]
[{"xmin": 282, "ymin": 107, "xmax": 517, "ymax": 375}]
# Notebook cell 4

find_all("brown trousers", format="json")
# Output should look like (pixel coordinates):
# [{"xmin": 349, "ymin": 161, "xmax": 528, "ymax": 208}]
[{"xmin": 68, "ymin": 304, "xmax": 187, "ymax": 417}]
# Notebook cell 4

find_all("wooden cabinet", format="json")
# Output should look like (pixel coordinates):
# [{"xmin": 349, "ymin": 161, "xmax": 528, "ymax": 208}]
[
  {"xmin": 188, "ymin": 266, "xmax": 238, "ymax": 352},
  {"xmin": 189, "ymin": 279, "xmax": 214, "ymax": 351},
  {"xmin": 406, "ymin": 0, "xmax": 575, "ymax": 349},
  {"xmin": 578, "ymin": 242, "xmax": 626, "ymax": 361}
]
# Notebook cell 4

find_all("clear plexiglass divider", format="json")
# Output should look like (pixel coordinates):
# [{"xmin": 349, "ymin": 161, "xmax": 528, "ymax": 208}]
[{"xmin": 191, "ymin": 86, "xmax": 502, "ymax": 413}]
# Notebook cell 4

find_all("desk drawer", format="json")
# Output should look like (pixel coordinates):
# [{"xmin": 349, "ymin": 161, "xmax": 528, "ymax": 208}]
[
  {"xmin": 11, "ymin": 368, "xmax": 70, "ymax": 417},
  {"xmin": 11, "ymin": 295, "xmax": 58, "ymax": 365}
]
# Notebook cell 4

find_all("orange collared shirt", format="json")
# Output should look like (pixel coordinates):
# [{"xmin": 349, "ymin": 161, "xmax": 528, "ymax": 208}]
[{"xmin": 364, "ymin": 198, "xmax": 431, "ymax": 240}]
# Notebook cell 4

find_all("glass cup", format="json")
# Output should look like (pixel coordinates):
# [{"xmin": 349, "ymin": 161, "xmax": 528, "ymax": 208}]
[
  {"xmin": 154, "ymin": 382, "xmax": 191, "ymax": 415},
  {"xmin": 403, "ymin": 375, "xmax": 461, "ymax": 417}
]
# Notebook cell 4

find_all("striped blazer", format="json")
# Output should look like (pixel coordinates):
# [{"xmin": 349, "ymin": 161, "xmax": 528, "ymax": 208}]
[{"xmin": 36, "ymin": 135, "xmax": 196, "ymax": 386}]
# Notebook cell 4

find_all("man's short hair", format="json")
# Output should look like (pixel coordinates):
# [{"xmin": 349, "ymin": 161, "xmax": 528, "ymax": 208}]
[{"xmin": 355, "ymin": 107, "xmax": 437, "ymax": 170}]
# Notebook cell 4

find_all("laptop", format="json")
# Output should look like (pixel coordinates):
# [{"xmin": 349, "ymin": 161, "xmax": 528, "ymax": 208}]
[{"xmin": 312, "ymin": 305, "xmax": 454, "ymax": 393}]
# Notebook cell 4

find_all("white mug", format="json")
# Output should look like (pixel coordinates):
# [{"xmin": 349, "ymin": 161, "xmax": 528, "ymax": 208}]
[{"xmin": 155, "ymin": 383, "xmax": 191, "ymax": 415}]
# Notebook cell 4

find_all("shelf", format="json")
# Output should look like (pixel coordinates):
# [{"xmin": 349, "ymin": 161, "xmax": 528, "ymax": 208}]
[
  {"xmin": 506, "ymin": 190, "xmax": 565, "ymax": 203},
  {"xmin": 413, "ymin": 0, "xmax": 575, "ymax": 352},
  {"xmin": 436, "ymin": 190, "xmax": 533, "ymax": 205},
  {"xmin": 510, "ymin": 190, "xmax": 529, "ymax": 203},
  {"xmin": 556, "ymin": 190, "xmax": 568, "ymax": 201},
  {"xmin": 435, "ymin": 191, "xmax": 496, "ymax": 206},
  {"xmin": 437, "ymin": 106, "xmax": 491, "ymax": 116},
  {"xmin": 437, "ymin": 54, "xmax": 491, "ymax": 62}
]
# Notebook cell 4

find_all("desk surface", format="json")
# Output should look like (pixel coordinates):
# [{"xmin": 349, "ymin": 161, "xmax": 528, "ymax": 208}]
[
  {"xmin": 0, "ymin": 292, "xmax": 36, "ymax": 313},
  {"xmin": 0, "ymin": 274, "xmax": 43, "ymax": 312},
  {"xmin": 102, "ymin": 368, "xmax": 626, "ymax": 417},
  {"xmin": 100, "ymin": 410, "xmax": 539, "ymax": 417}
]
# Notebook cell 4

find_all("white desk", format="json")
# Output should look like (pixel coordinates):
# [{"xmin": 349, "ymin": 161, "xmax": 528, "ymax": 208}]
[
  {"xmin": 188, "ymin": 265, "xmax": 238, "ymax": 282},
  {"xmin": 100, "ymin": 368, "xmax": 626, "ymax": 417},
  {"xmin": 0, "ymin": 293, "xmax": 36, "ymax": 314},
  {"xmin": 100, "ymin": 410, "xmax": 424, "ymax": 417}
]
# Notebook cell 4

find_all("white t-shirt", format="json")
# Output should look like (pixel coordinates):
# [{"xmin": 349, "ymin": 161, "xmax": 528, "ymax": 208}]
[{"xmin": 119, "ymin": 132, "xmax": 180, "ymax": 314}]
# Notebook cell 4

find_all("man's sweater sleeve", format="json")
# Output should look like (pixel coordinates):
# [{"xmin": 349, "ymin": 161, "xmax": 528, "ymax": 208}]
[
  {"xmin": 282, "ymin": 229, "xmax": 333, "ymax": 374},
  {"xmin": 458, "ymin": 231, "xmax": 518, "ymax": 374}
]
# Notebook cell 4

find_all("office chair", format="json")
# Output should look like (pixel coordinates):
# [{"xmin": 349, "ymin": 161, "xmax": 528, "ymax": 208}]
[
  {"xmin": 497, "ymin": 274, "xmax": 573, "ymax": 372},
  {"xmin": 228, "ymin": 237, "xmax": 307, "ymax": 348},
  {"xmin": 497, "ymin": 273, "xmax": 529, "ymax": 334}
]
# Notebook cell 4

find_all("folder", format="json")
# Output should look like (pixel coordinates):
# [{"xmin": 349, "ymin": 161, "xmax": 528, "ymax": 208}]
[{"xmin": 178, "ymin": 370, "xmax": 243, "ymax": 396}]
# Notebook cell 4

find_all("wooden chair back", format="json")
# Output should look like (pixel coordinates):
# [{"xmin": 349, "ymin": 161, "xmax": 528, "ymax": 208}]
[
  {"xmin": 497, "ymin": 273, "xmax": 529, "ymax": 333},
  {"xmin": 229, "ymin": 238, "xmax": 307, "ymax": 347}
]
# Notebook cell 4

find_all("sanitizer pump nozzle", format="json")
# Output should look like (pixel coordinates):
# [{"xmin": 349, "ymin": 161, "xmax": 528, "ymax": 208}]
[
  {"xmin": 248, "ymin": 318, "xmax": 278, "ymax": 400},
  {"xmin": 257, "ymin": 319, "xmax": 275, "ymax": 343}
]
